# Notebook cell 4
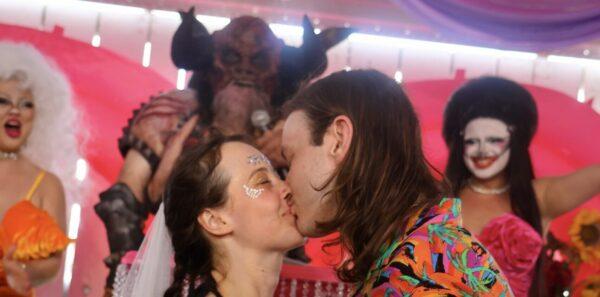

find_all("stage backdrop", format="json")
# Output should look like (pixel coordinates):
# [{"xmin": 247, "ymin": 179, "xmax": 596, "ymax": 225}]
[{"xmin": 1, "ymin": 23, "xmax": 598, "ymax": 297}]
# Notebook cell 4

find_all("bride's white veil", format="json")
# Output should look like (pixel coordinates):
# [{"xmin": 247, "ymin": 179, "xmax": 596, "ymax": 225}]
[{"xmin": 118, "ymin": 203, "xmax": 174, "ymax": 297}]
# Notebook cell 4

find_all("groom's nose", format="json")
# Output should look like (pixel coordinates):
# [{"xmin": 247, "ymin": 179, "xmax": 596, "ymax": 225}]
[
  {"xmin": 279, "ymin": 182, "xmax": 293, "ymax": 203},
  {"xmin": 284, "ymin": 192, "xmax": 294, "ymax": 207}
]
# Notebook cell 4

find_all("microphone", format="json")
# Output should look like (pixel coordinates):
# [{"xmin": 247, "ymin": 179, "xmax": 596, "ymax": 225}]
[
  {"xmin": 251, "ymin": 109, "xmax": 271, "ymax": 132},
  {"xmin": 251, "ymin": 109, "xmax": 288, "ymax": 176}
]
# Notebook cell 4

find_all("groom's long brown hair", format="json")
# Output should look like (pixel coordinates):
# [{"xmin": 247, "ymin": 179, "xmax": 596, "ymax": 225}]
[{"xmin": 284, "ymin": 69, "xmax": 445, "ymax": 283}]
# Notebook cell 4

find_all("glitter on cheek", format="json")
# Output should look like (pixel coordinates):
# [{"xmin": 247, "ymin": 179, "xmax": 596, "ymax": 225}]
[{"xmin": 243, "ymin": 184, "xmax": 264, "ymax": 199}]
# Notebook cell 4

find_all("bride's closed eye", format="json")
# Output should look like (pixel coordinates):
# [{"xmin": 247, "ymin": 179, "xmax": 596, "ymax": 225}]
[{"xmin": 258, "ymin": 178, "xmax": 272, "ymax": 185}]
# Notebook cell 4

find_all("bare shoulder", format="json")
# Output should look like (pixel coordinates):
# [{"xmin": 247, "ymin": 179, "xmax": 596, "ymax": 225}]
[
  {"xmin": 531, "ymin": 177, "xmax": 551, "ymax": 208},
  {"xmin": 532, "ymin": 177, "xmax": 561, "ymax": 223},
  {"xmin": 42, "ymin": 172, "xmax": 64, "ymax": 192},
  {"xmin": 39, "ymin": 172, "xmax": 66, "ymax": 205},
  {"xmin": 532, "ymin": 177, "xmax": 550, "ymax": 195},
  {"xmin": 37, "ymin": 171, "xmax": 67, "ymax": 230},
  {"xmin": 23, "ymin": 160, "xmax": 66, "ymax": 208}
]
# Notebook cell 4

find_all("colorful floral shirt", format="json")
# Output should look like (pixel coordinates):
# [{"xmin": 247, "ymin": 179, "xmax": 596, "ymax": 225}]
[{"xmin": 356, "ymin": 198, "xmax": 513, "ymax": 297}]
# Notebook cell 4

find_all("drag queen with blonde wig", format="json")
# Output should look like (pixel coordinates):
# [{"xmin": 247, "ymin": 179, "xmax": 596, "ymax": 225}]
[{"xmin": 0, "ymin": 41, "xmax": 82, "ymax": 296}]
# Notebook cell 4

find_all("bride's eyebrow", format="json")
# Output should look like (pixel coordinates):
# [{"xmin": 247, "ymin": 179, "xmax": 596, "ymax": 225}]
[{"xmin": 248, "ymin": 167, "xmax": 269, "ymax": 180}]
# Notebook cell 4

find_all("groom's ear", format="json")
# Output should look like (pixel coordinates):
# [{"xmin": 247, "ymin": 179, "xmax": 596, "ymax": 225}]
[
  {"xmin": 326, "ymin": 115, "xmax": 353, "ymax": 163},
  {"xmin": 197, "ymin": 209, "xmax": 232, "ymax": 236}
]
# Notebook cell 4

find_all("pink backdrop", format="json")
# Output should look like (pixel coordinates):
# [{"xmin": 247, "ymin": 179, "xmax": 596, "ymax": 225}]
[{"xmin": 1, "ymin": 24, "xmax": 598, "ymax": 297}]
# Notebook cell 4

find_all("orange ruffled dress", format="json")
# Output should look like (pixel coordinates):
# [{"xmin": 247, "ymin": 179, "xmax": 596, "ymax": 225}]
[{"xmin": 0, "ymin": 172, "xmax": 71, "ymax": 296}]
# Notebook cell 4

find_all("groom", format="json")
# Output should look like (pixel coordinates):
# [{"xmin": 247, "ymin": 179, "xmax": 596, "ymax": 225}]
[{"xmin": 280, "ymin": 69, "xmax": 514, "ymax": 295}]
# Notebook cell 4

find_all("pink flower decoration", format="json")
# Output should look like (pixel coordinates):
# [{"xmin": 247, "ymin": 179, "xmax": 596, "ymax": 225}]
[{"xmin": 478, "ymin": 213, "xmax": 543, "ymax": 297}]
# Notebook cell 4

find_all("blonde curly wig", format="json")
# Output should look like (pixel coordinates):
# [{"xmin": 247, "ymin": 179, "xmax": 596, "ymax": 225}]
[{"xmin": 0, "ymin": 41, "xmax": 83, "ymax": 206}]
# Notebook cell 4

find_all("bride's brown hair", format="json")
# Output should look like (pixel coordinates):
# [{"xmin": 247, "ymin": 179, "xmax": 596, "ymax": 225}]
[{"xmin": 163, "ymin": 135, "xmax": 244, "ymax": 297}]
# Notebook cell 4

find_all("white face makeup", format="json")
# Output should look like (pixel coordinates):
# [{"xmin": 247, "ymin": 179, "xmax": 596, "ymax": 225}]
[
  {"xmin": 463, "ymin": 118, "xmax": 511, "ymax": 180},
  {"xmin": 243, "ymin": 154, "xmax": 272, "ymax": 199}
]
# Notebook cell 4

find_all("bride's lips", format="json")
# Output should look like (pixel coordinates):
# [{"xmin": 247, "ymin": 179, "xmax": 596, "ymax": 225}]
[
  {"xmin": 281, "ymin": 203, "xmax": 298, "ymax": 224},
  {"xmin": 283, "ymin": 205, "xmax": 296, "ymax": 217},
  {"xmin": 4, "ymin": 119, "xmax": 22, "ymax": 138},
  {"xmin": 471, "ymin": 156, "xmax": 498, "ymax": 169}
]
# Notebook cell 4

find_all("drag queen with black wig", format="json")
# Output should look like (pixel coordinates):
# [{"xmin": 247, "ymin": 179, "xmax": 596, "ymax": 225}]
[{"xmin": 443, "ymin": 76, "xmax": 600, "ymax": 296}]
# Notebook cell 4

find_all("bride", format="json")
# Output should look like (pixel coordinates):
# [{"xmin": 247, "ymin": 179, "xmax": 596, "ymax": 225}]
[{"xmin": 120, "ymin": 117, "xmax": 304, "ymax": 297}]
